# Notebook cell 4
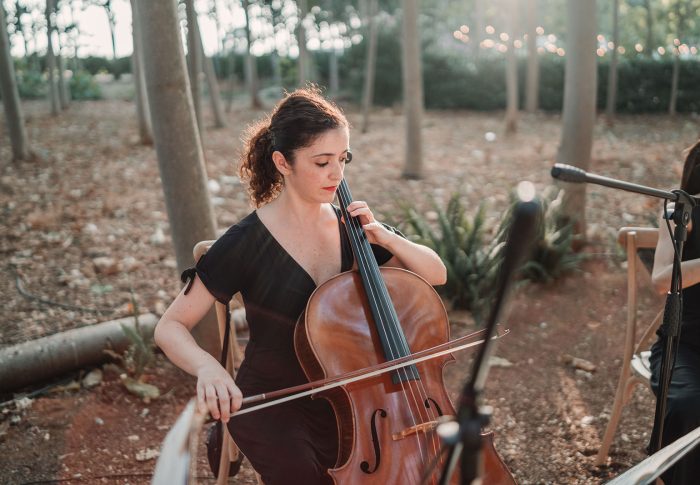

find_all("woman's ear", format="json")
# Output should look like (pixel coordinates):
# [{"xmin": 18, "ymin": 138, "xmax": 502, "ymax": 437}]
[{"xmin": 272, "ymin": 150, "xmax": 292, "ymax": 176}]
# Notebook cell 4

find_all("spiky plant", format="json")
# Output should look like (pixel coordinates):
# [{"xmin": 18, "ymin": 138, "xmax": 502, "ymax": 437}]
[{"xmin": 400, "ymin": 195, "xmax": 506, "ymax": 323}]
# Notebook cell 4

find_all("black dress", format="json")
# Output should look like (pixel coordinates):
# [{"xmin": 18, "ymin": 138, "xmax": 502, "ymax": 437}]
[
  {"xmin": 193, "ymin": 206, "xmax": 399, "ymax": 485},
  {"xmin": 649, "ymin": 206, "xmax": 700, "ymax": 485}
]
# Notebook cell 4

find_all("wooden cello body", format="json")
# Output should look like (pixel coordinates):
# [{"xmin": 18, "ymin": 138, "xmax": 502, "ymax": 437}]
[{"xmin": 293, "ymin": 180, "xmax": 515, "ymax": 485}]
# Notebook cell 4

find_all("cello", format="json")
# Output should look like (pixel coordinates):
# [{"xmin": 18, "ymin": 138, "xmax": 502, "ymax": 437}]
[{"xmin": 290, "ymin": 178, "xmax": 515, "ymax": 484}]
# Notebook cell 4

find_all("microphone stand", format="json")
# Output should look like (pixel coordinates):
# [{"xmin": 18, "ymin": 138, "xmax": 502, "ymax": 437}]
[
  {"xmin": 551, "ymin": 163, "xmax": 697, "ymax": 454},
  {"xmin": 436, "ymin": 185, "xmax": 541, "ymax": 484}
]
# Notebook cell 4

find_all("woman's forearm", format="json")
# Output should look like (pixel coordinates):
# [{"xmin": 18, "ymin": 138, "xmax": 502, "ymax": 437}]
[
  {"xmin": 652, "ymin": 258, "xmax": 700, "ymax": 294},
  {"xmin": 154, "ymin": 319, "xmax": 222, "ymax": 377},
  {"xmin": 383, "ymin": 233, "xmax": 447, "ymax": 285}
]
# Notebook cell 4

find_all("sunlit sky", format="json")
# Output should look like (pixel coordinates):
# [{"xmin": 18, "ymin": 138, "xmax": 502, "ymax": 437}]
[{"xmin": 6, "ymin": 0, "xmax": 251, "ymax": 58}]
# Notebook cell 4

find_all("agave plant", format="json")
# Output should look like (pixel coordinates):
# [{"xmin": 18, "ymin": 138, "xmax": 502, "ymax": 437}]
[
  {"xmin": 400, "ymin": 194, "xmax": 506, "ymax": 323},
  {"xmin": 517, "ymin": 187, "xmax": 584, "ymax": 283}
]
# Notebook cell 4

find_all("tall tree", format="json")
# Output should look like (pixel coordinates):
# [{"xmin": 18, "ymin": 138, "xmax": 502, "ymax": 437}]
[
  {"xmin": 194, "ymin": 16, "xmax": 226, "ymax": 127},
  {"xmin": 473, "ymin": 0, "xmax": 485, "ymax": 57},
  {"xmin": 129, "ymin": 0, "xmax": 153, "ymax": 145},
  {"xmin": 45, "ymin": 0, "xmax": 59, "ymax": 116},
  {"xmin": 605, "ymin": 0, "xmax": 620, "ymax": 124},
  {"xmin": 360, "ymin": 0, "xmax": 379, "ymax": 134},
  {"xmin": 136, "ymin": 0, "xmax": 220, "ymax": 355},
  {"xmin": 0, "ymin": 1, "xmax": 31, "ymax": 161},
  {"xmin": 556, "ymin": 0, "xmax": 597, "ymax": 238},
  {"xmin": 242, "ymin": 0, "xmax": 262, "ymax": 108},
  {"xmin": 185, "ymin": 0, "xmax": 203, "ymax": 134},
  {"xmin": 668, "ymin": 0, "xmax": 684, "ymax": 117},
  {"xmin": 401, "ymin": 0, "xmax": 424, "ymax": 179},
  {"xmin": 297, "ymin": 0, "xmax": 310, "ymax": 85},
  {"xmin": 524, "ymin": 0, "xmax": 539, "ymax": 113},
  {"xmin": 503, "ymin": 0, "xmax": 518, "ymax": 135},
  {"xmin": 643, "ymin": 0, "xmax": 654, "ymax": 57}
]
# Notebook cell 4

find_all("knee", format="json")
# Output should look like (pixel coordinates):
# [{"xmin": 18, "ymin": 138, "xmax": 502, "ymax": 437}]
[
  {"xmin": 257, "ymin": 443, "xmax": 327, "ymax": 485},
  {"xmin": 666, "ymin": 393, "xmax": 700, "ymax": 432}
]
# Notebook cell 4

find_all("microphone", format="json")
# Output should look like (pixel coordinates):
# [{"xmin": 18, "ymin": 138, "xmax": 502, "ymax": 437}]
[{"xmin": 550, "ymin": 163, "xmax": 588, "ymax": 183}]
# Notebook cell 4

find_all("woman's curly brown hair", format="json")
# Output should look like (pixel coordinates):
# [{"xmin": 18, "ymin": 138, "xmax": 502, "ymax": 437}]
[{"xmin": 238, "ymin": 86, "xmax": 349, "ymax": 206}]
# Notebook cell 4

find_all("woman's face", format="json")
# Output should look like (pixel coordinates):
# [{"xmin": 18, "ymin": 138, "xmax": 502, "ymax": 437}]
[{"xmin": 277, "ymin": 126, "xmax": 350, "ymax": 204}]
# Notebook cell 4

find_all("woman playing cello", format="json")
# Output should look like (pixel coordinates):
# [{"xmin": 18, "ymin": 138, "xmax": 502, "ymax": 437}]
[{"xmin": 154, "ymin": 87, "xmax": 447, "ymax": 484}]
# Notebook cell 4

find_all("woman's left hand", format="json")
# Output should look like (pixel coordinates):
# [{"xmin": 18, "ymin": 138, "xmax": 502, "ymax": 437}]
[{"xmin": 345, "ymin": 201, "xmax": 394, "ymax": 247}]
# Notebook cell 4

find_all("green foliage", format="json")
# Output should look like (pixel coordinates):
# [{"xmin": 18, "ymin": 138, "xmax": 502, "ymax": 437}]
[
  {"xmin": 398, "ymin": 188, "xmax": 584, "ymax": 323},
  {"xmin": 104, "ymin": 294, "xmax": 155, "ymax": 381},
  {"xmin": 400, "ymin": 195, "xmax": 505, "ymax": 323},
  {"xmin": 15, "ymin": 68, "xmax": 46, "ymax": 99},
  {"xmin": 517, "ymin": 188, "xmax": 585, "ymax": 284},
  {"xmin": 69, "ymin": 71, "xmax": 102, "ymax": 100}
]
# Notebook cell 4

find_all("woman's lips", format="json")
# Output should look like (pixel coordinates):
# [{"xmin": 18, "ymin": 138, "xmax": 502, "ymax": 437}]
[{"xmin": 322, "ymin": 186, "xmax": 337, "ymax": 192}]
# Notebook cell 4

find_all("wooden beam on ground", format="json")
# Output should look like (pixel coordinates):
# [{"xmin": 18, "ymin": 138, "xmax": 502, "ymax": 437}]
[{"xmin": 0, "ymin": 314, "xmax": 158, "ymax": 392}]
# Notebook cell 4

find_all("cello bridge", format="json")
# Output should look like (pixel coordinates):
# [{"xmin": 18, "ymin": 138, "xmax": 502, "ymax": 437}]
[{"xmin": 392, "ymin": 420, "xmax": 439, "ymax": 441}]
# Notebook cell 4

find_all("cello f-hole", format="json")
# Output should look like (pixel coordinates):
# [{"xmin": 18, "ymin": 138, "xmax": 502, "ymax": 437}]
[
  {"xmin": 424, "ymin": 397, "xmax": 444, "ymax": 416},
  {"xmin": 360, "ymin": 408, "xmax": 387, "ymax": 474}
]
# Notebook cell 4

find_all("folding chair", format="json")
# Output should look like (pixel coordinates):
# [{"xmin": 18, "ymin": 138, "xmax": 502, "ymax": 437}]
[
  {"xmin": 193, "ymin": 241, "xmax": 261, "ymax": 484},
  {"xmin": 595, "ymin": 227, "xmax": 663, "ymax": 465}
]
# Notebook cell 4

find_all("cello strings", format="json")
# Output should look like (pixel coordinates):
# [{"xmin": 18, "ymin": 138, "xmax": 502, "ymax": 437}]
[{"xmin": 338, "ymin": 181, "xmax": 438, "ymax": 474}]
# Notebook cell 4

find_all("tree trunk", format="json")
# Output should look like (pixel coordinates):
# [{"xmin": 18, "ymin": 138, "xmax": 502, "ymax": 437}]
[
  {"xmin": 668, "ymin": 3, "xmax": 683, "ymax": 117},
  {"xmin": 271, "ymin": 50, "xmax": 282, "ymax": 87},
  {"xmin": 45, "ymin": 0, "xmax": 59, "ymax": 116},
  {"xmin": 361, "ymin": 0, "xmax": 379, "ymax": 134},
  {"xmin": 195, "ymin": 17, "xmax": 226, "ymax": 128},
  {"xmin": 669, "ymin": 53, "xmax": 680, "ymax": 117},
  {"xmin": 605, "ymin": 0, "xmax": 619, "ymax": 124},
  {"xmin": 0, "ymin": 314, "xmax": 158, "ymax": 392},
  {"xmin": 504, "ymin": 0, "xmax": 518, "ymax": 135},
  {"xmin": 136, "ymin": 0, "xmax": 220, "ymax": 356},
  {"xmin": 57, "ymin": 51, "xmax": 70, "ymax": 109},
  {"xmin": 401, "ymin": 0, "xmax": 424, "ymax": 179},
  {"xmin": 297, "ymin": 0, "xmax": 310, "ymax": 85},
  {"xmin": 0, "ymin": 1, "xmax": 31, "ymax": 161},
  {"xmin": 556, "ymin": 0, "xmax": 597, "ymax": 238},
  {"xmin": 474, "ymin": 0, "xmax": 485, "ymax": 57},
  {"xmin": 243, "ymin": 0, "xmax": 262, "ymax": 108},
  {"xmin": 643, "ymin": 0, "xmax": 653, "ymax": 57},
  {"xmin": 185, "ymin": 0, "xmax": 203, "ymax": 135},
  {"xmin": 105, "ymin": 0, "xmax": 117, "ymax": 60},
  {"xmin": 130, "ymin": 0, "xmax": 153, "ymax": 145},
  {"xmin": 328, "ymin": 48, "xmax": 339, "ymax": 97},
  {"xmin": 525, "ymin": 0, "xmax": 539, "ymax": 113}
]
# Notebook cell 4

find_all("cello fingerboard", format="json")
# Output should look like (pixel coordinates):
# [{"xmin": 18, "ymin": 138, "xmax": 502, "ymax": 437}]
[{"xmin": 336, "ymin": 178, "xmax": 419, "ymax": 383}]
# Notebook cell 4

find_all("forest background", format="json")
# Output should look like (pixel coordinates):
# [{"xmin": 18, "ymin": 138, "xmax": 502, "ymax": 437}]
[{"xmin": 1, "ymin": 0, "xmax": 700, "ymax": 483}]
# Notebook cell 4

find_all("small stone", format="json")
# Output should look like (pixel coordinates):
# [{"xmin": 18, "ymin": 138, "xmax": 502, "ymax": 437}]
[
  {"xmin": 208, "ymin": 179, "xmax": 221, "ymax": 194},
  {"xmin": 489, "ymin": 356, "xmax": 514, "ymax": 368},
  {"xmin": 135, "ymin": 448, "xmax": 159, "ymax": 462},
  {"xmin": 44, "ymin": 432, "xmax": 50, "ymax": 441},
  {"xmin": 140, "ymin": 408, "xmax": 150, "ymax": 418},
  {"xmin": 621, "ymin": 433, "xmax": 630, "ymax": 442},
  {"xmin": 127, "ymin": 435, "xmax": 140, "ymax": 442},
  {"xmin": 92, "ymin": 257, "xmax": 120, "ymax": 275},
  {"xmin": 82, "ymin": 369, "xmax": 103, "ymax": 388},
  {"xmin": 150, "ymin": 227, "xmax": 166, "ymax": 245},
  {"xmin": 94, "ymin": 417, "xmax": 104, "ymax": 426},
  {"xmin": 581, "ymin": 416, "xmax": 594, "ymax": 426}
]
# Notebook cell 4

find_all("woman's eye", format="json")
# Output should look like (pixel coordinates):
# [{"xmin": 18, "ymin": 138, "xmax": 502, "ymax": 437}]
[{"xmin": 316, "ymin": 162, "xmax": 329, "ymax": 167}]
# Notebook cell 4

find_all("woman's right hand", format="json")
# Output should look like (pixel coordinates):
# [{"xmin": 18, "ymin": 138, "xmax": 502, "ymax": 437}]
[{"xmin": 196, "ymin": 362, "xmax": 243, "ymax": 423}]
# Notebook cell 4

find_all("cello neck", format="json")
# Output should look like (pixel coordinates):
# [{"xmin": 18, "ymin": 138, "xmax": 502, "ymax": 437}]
[{"xmin": 336, "ymin": 179, "xmax": 419, "ymax": 382}]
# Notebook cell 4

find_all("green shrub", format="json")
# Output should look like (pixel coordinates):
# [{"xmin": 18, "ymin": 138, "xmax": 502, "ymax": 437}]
[
  {"xmin": 69, "ymin": 71, "xmax": 102, "ymax": 100},
  {"xmin": 513, "ymin": 187, "xmax": 584, "ymax": 283},
  {"xmin": 15, "ymin": 66, "xmax": 46, "ymax": 99},
  {"xmin": 400, "ymin": 195, "xmax": 505, "ymax": 322}
]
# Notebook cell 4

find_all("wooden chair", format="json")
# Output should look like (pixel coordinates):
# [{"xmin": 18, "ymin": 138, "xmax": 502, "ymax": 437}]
[
  {"xmin": 193, "ymin": 241, "xmax": 261, "ymax": 484},
  {"xmin": 595, "ymin": 227, "xmax": 663, "ymax": 465}
]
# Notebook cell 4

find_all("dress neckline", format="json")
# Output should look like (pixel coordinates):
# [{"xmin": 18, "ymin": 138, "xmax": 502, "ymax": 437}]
[{"xmin": 252, "ymin": 204, "xmax": 350, "ymax": 288}]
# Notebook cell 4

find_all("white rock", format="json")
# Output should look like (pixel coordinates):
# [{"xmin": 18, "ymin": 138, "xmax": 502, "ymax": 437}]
[
  {"xmin": 94, "ymin": 417, "xmax": 104, "ymax": 426},
  {"xmin": 208, "ymin": 179, "xmax": 221, "ymax": 194},
  {"xmin": 489, "ymin": 356, "xmax": 513, "ymax": 368},
  {"xmin": 127, "ymin": 435, "xmax": 140, "ymax": 442},
  {"xmin": 135, "ymin": 448, "xmax": 160, "ymax": 462},
  {"xmin": 82, "ymin": 369, "xmax": 103, "ymax": 388},
  {"xmin": 150, "ymin": 227, "xmax": 166, "ymax": 245},
  {"xmin": 581, "ymin": 415, "xmax": 594, "ymax": 426}
]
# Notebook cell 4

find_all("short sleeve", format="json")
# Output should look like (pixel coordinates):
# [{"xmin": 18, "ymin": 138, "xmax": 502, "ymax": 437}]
[
  {"xmin": 371, "ymin": 223, "xmax": 406, "ymax": 266},
  {"xmin": 191, "ymin": 224, "xmax": 248, "ymax": 304}
]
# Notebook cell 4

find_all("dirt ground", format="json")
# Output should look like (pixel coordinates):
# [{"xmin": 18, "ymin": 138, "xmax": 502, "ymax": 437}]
[{"xmin": 0, "ymin": 97, "xmax": 693, "ymax": 484}]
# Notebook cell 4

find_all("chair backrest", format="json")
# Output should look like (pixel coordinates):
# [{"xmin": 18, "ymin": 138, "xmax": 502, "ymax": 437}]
[{"xmin": 617, "ymin": 227, "xmax": 662, "ymax": 356}]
